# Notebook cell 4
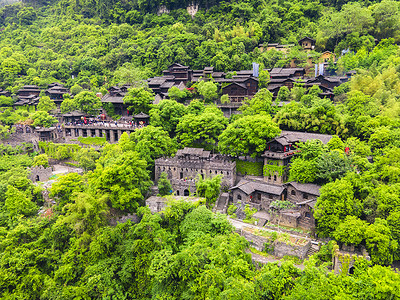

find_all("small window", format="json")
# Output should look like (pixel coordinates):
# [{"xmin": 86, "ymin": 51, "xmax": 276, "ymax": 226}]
[
  {"xmin": 269, "ymin": 194, "xmax": 273, "ymax": 200},
  {"xmin": 237, "ymin": 194, "xmax": 242, "ymax": 200},
  {"xmin": 274, "ymin": 175, "xmax": 277, "ymax": 181},
  {"xmin": 303, "ymin": 193, "xmax": 308, "ymax": 199},
  {"xmin": 291, "ymin": 190, "xmax": 296, "ymax": 196},
  {"xmin": 305, "ymin": 212, "xmax": 311, "ymax": 218},
  {"xmin": 180, "ymin": 172, "xmax": 183, "ymax": 179}
]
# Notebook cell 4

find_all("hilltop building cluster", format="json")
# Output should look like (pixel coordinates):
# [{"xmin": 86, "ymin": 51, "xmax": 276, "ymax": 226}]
[{"xmin": 155, "ymin": 130, "xmax": 332, "ymax": 231}]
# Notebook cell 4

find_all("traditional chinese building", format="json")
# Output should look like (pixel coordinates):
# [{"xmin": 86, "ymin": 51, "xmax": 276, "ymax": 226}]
[
  {"xmin": 101, "ymin": 85, "xmax": 131, "ymax": 116},
  {"xmin": 263, "ymin": 131, "xmax": 332, "ymax": 185},
  {"xmin": 298, "ymin": 36, "xmax": 316, "ymax": 50},
  {"xmin": 14, "ymin": 85, "xmax": 41, "ymax": 107},
  {"xmin": 45, "ymin": 83, "xmax": 70, "ymax": 108}
]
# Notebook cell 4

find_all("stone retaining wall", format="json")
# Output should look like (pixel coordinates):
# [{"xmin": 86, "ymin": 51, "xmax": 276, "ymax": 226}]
[{"xmin": 239, "ymin": 228, "xmax": 311, "ymax": 259}]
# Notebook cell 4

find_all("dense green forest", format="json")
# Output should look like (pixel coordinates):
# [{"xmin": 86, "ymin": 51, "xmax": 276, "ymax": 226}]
[
  {"xmin": 0, "ymin": 0, "xmax": 398, "ymax": 91},
  {"xmin": 1, "ymin": 0, "xmax": 400, "ymax": 298}
]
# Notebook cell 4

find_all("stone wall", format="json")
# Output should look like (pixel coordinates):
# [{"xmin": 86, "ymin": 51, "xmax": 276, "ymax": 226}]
[
  {"xmin": 155, "ymin": 155, "xmax": 236, "ymax": 195},
  {"xmin": 287, "ymin": 185, "xmax": 309, "ymax": 204},
  {"xmin": 273, "ymin": 240, "xmax": 311, "ymax": 260},
  {"xmin": 333, "ymin": 246, "xmax": 370, "ymax": 275},
  {"xmin": 2, "ymin": 132, "xmax": 39, "ymax": 149},
  {"xmin": 28, "ymin": 166, "xmax": 53, "ymax": 182},
  {"xmin": 270, "ymin": 210, "xmax": 300, "ymax": 228},
  {"xmin": 240, "ymin": 229, "xmax": 270, "ymax": 252},
  {"xmin": 239, "ymin": 228, "xmax": 311, "ymax": 259}
]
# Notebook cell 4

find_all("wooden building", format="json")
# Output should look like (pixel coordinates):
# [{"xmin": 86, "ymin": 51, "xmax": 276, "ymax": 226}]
[
  {"xmin": 45, "ymin": 83, "xmax": 70, "ymax": 108},
  {"xmin": 14, "ymin": 85, "xmax": 41, "ymax": 108},
  {"xmin": 222, "ymin": 77, "xmax": 259, "ymax": 102},
  {"xmin": 101, "ymin": 86, "xmax": 131, "ymax": 116},
  {"xmin": 298, "ymin": 37, "xmax": 316, "ymax": 50},
  {"xmin": 263, "ymin": 131, "xmax": 332, "ymax": 185}
]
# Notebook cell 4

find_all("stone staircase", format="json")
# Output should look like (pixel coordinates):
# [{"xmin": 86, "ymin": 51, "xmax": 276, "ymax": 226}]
[
  {"xmin": 214, "ymin": 193, "xmax": 229, "ymax": 213},
  {"xmin": 305, "ymin": 243, "xmax": 319, "ymax": 258}
]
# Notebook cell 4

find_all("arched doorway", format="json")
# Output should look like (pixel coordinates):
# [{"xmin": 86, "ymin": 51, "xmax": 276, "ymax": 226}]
[{"xmin": 184, "ymin": 189, "xmax": 190, "ymax": 196}]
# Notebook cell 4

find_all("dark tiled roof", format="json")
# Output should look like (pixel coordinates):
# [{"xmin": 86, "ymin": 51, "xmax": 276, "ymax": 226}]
[
  {"xmin": 230, "ymin": 179, "xmax": 285, "ymax": 195},
  {"xmin": 270, "ymin": 68, "xmax": 305, "ymax": 76},
  {"xmin": 270, "ymin": 130, "xmax": 333, "ymax": 145},
  {"xmin": 176, "ymin": 147, "xmax": 212, "ymax": 158},
  {"xmin": 222, "ymin": 82, "xmax": 247, "ymax": 90},
  {"xmin": 133, "ymin": 112, "xmax": 149, "ymax": 118},
  {"xmin": 287, "ymin": 182, "xmax": 321, "ymax": 196},
  {"xmin": 296, "ymin": 198, "xmax": 317, "ymax": 208},
  {"xmin": 298, "ymin": 36, "xmax": 316, "ymax": 43},
  {"xmin": 160, "ymin": 81, "xmax": 175, "ymax": 89},
  {"xmin": 101, "ymin": 94, "xmax": 124, "ymax": 103},
  {"xmin": 148, "ymin": 77, "xmax": 168, "ymax": 85}
]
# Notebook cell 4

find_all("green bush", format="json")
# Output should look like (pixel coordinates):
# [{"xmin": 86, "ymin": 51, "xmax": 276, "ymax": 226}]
[
  {"xmin": 236, "ymin": 160, "xmax": 264, "ymax": 176},
  {"xmin": 227, "ymin": 204, "xmax": 237, "ymax": 215}
]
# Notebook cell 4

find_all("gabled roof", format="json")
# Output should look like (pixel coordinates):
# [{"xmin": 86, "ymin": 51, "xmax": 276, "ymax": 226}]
[
  {"xmin": 168, "ymin": 63, "xmax": 186, "ymax": 69},
  {"xmin": 133, "ymin": 112, "xmax": 149, "ymax": 118},
  {"xmin": 270, "ymin": 68, "xmax": 305, "ymax": 78},
  {"xmin": 230, "ymin": 179, "xmax": 285, "ymax": 196},
  {"xmin": 176, "ymin": 147, "xmax": 211, "ymax": 158},
  {"xmin": 296, "ymin": 198, "xmax": 317, "ymax": 208},
  {"xmin": 287, "ymin": 182, "xmax": 321, "ymax": 196},
  {"xmin": 160, "ymin": 81, "xmax": 175, "ymax": 89},
  {"xmin": 268, "ymin": 130, "xmax": 333, "ymax": 146},
  {"xmin": 222, "ymin": 82, "xmax": 247, "ymax": 90},
  {"xmin": 298, "ymin": 36, "xmax": 316, "ymax": 44},
  {"xmin": 101, "ymin": 94, "xmax": 124, "ymax": 103}
]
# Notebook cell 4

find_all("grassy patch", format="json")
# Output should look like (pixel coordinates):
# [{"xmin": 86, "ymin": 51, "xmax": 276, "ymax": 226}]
[{"xmin": 78, "ymin": 136, "xmax": 107, "ymax": 145}]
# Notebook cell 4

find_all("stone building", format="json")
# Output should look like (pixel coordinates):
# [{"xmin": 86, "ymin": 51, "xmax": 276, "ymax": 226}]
[
  {"xmin": 155, "ymin": 147, "xmax": 236, "ymax": 196},
  {"xmin": 29, "ymin": 166, "xmax": 53, "ymax": 182},
  {"xmin": 230, "ymin": 179, "xmax": 285, "ymax": 211},
  {"xmin": 333, "ymin": 244, "xmax": 370, "ymax": 275},
  {"xmin": 286, "ymin": 181, "xmax": 321, "ymax": 204}
]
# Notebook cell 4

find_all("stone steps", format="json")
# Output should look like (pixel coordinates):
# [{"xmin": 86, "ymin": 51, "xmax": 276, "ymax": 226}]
[
  {"xmin": 305, "ymin": 245, "xmax": 319, "ymax": 258},
  {"xmin": 215, "ymin": 193, "xmax": 229, "ymax": 213}
]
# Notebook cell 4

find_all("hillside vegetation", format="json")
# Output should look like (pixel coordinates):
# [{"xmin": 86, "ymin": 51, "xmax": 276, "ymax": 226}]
[{"xmin": 1, "ymin": 0, "xmax": 400, "ymax": 298}]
